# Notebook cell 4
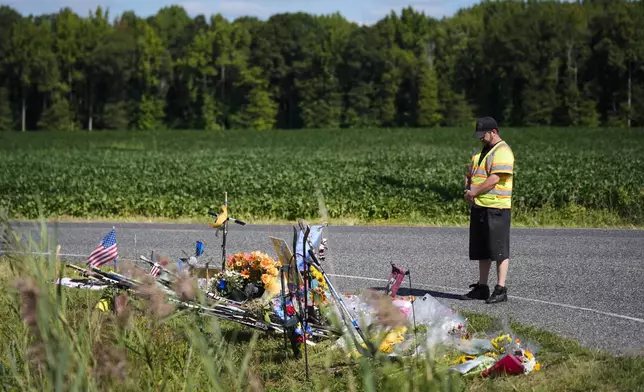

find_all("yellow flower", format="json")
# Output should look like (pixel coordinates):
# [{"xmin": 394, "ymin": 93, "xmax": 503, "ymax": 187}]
[
  {"xmin": 455, "ymin": 355, "xmax": 476, "ymax": 364},
  {"xmin": 380, "ymin": 343, "xmax": 393, "ymax": 353},
  {"xmin": 268, "ymin": 266, "xmax": 278, "ymax": 276},
  {"xmin": 263, "ymin": 278, "xmax": 280, "ymax": 298},
  {"xmin": 378, "ymin": 326, "xmax": 407, "ymax": 353},
  {"xmin": 535, "ymin": 362, "xmax": 541, "ymax": 371},
  {"xmin": 310, "ymin": 266, "xmax": 328, "ymax": 289},
  {"xmin": 491, "ymin": 334, "xmax": 512, "ymax": 352}
]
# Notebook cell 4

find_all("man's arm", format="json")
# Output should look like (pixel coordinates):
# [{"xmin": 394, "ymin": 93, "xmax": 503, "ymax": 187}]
[
  {"xmin": 465, "ymin": 162, "xmax": 473, "ymax": 189},
  {"xmin": 470, "ymin": 174, "xmax": 501, "ymax": 197},
  {"xmin": 465, "ymin": 173, "xmax": 510, "ymax": 203}
]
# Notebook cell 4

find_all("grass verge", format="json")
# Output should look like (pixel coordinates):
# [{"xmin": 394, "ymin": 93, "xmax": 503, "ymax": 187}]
[
  {"xmin": 453, "ymin": 312, "xmax": 644, "ymax": 391},
  {"xmin": 10, "ymin": 202, "xmax": 644, "ymax": 230}
]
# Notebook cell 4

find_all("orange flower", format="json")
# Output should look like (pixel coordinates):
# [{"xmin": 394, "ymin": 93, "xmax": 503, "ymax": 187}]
[
  {"xmin": 261, "ymin": 274, "xmax": 272, "ymax": 285},
  {"xmin": 241, "ymin": 269, "xmax": 250, "ymax": 279},
  {"xmin": 260, "ymin": 258, "xmax": 273, "ymax": 268},
  {"xmin": 268, "ymin": 266, "xmax": 278, "ymax": 276}
]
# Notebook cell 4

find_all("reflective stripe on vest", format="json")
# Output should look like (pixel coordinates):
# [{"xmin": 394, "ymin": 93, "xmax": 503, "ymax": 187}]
[{"xmin": 469, "ymin": 141, "xmax": 513, "ymax": 209}]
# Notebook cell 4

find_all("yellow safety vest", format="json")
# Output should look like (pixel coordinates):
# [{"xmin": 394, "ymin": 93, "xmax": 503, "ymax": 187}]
[{"xmin": 466, "ymin": 141, "xmax": 514, "ymax": 209}]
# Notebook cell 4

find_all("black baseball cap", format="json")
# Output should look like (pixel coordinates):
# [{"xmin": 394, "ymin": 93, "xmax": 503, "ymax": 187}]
[{"xmin": 473, "ymin": 116, "xmax": 498, "ymax": 138}]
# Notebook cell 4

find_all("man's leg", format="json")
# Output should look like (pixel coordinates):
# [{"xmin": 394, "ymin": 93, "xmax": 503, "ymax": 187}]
[
  {"xmin": 479, "ymin": 259, "xmax": 492, "ymax": 285},
  {"xmin": 460, "ymin": 260, "xmax": 491, "ymax": 300},
  {"xmin": 460, "ymin": 207, "xmax": 491, "ymax": 300},
  {"xmin": 496, "ymin": 258, "xmax": 509, "ymax": 287},
  {"xmin": 486, "ymin": 259, "xmax": 508, "ymax": 303},
  {"xmin": 486, "ymin": 208, "xmax": 510, "ymax": 304}
]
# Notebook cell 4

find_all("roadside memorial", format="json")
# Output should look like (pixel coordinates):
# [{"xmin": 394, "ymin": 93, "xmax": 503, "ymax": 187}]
[{"xmin": 53, "ymin": 195, "xmax": 541, "ymax": 380}]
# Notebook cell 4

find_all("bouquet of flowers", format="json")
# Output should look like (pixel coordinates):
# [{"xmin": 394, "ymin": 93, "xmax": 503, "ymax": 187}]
[
  {"xmin": 225, "ymin": 251, "xmax": 282, "ymax": 298},
  {"xmin": 210, "ymin": 269, "xmax": 246, "ymax": 299},
  {"xmin": 485, "ymin": 334, "xmax": 542, "ymax": 375}
]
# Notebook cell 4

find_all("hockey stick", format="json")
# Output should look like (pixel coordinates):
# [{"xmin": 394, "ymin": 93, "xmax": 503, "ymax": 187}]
[
  {"xmin": 296, "ymin": 220, "xmax": 373, "ymax": 356},
  {"xmin": 280, "ymin": 264, "xmax": 289, "ymax": 354},
  {"xmin": 302, "ymin": 225, "xmax": 310, "ymax": 379}
]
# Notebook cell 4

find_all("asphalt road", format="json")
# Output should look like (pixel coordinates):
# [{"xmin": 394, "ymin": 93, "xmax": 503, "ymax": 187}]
[{"xmin": 3, "ymin": 221, "xmax": 643, "ymax": 356}]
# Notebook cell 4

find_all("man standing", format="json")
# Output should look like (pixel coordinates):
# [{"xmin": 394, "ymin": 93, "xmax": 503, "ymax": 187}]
[{"xmin": 460, "ymin": 117, "xmax": 514, "ymax": 304}]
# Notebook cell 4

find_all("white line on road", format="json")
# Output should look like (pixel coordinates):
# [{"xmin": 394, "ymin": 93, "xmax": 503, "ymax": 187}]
[
  {"xmin": 326, "ymin": 273, "xmax": 644, "ymax": 324},
  {"xmin": 4, "ymin": 250, "xmax": 642, "ymax": 324}
]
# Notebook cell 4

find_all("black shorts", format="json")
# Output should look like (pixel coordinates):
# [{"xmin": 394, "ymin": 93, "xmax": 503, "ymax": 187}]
[{"xmin": 469, "ymin": 206, "xmax": 511, "ymax": 261}]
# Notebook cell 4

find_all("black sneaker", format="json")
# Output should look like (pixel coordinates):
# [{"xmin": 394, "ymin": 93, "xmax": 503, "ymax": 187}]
[
  {"xmin": 459, "ymin": 283, "xmax": 490, "ymax": 300},
  {"xmin": 486, "ymin": 285, "xmax": 508, "ymax": 304}
]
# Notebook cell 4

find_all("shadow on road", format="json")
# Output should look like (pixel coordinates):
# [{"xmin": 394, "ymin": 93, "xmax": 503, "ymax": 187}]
[{"xmin": 369, "ymin": 286, "xmax": 462, "ymax": 300}]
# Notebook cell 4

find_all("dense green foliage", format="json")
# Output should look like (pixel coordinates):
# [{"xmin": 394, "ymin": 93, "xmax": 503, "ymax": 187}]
[
  {"xmin": 0, "ymin": 0, "xmax": 643, "ymax": 132},
  {"xmin": 0, "ymin": 127, "xmax": 642, "ymax": 226}
]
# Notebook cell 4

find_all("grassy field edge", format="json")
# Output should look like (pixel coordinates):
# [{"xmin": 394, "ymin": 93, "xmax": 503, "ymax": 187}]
[{"xmin": 8, "ymin": 212, "xmax": 644, "ymax": 230}]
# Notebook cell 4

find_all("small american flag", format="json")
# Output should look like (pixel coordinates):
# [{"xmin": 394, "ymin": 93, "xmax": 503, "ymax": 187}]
[
  {"xmin": 149, "ymin": 263, "xmax": 161, "ymax": 277},
  {"xmin": 87, "ymin": 229, "xmax": 118, "ymax": 268}
]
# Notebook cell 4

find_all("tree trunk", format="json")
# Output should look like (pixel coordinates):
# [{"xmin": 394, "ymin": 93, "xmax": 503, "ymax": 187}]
[
  {"xmin": 567, "ymin": 42, "xmax": 578, "ymax": 86},
  {"xmin": 69, "ymin": 71, "xmax": 74, "ymax": 131},
  {"xmin": 21, "ymin": 93, "xmax": 26, "ymax": 132},
  {"xmin": 627, "ymin": 61, "xmax": 631, "ymax": 128},
  {"xmin": 221, "ymin": 65, "xmax": 225, "ymax": 102},
  {"xmin": 88, "ymin": 80, "xmax": 93, "ymax": 131},
  {"xmin": 221, "ymin": 65, "xmax": 226, "ymax": 128},
  {"xmin": 573, "ymin": 63, "xmax": 577, "ymax": 87},
  {"xmin": 88, "ymin": 101, "xmax": 93, "ymax": 131}
]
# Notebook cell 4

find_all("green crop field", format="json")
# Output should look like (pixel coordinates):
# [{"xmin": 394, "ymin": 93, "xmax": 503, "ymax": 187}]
[{"xmin": 0, "ymin": 127, "xmax": 642, "ymax": 227}]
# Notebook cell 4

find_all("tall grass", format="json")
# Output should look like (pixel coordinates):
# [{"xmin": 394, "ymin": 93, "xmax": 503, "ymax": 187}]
[{"xmin": 0, "ymin": 216, "xmax": 465, "ymax": 391}]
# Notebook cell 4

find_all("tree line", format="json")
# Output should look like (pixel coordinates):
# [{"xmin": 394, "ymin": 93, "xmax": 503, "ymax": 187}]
[{"xmin": 0, "ymin": 0, "xmax": 642, "ymax": 132}]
